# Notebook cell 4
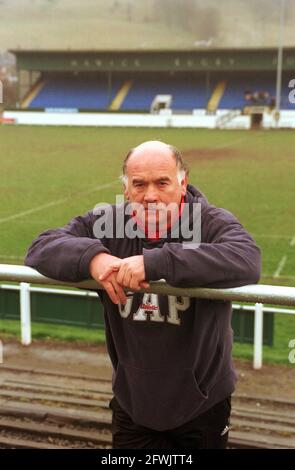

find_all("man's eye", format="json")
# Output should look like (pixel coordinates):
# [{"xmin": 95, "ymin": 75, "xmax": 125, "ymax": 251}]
[
  {"xmin": 159, "ymin": 181, "xmax": 168, "ymax": 186},
  {"xmin": 134, "ymin": 183, "xmax": 144, "ymax": 188}
]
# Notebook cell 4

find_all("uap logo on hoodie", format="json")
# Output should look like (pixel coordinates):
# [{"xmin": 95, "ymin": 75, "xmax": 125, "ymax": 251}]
[{"xmin": 118, "ymin": 293, "xmax": 190, "ymax": 326}]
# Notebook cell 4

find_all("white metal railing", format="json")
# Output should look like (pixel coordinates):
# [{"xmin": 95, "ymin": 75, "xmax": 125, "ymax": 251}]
[
  {"xmin": 1, "ymin": 264, "xmax": 295, "ymax": 369},
  {"xmin": 215, "ymin": 109, "xmax": 241, "ymax": 128}
]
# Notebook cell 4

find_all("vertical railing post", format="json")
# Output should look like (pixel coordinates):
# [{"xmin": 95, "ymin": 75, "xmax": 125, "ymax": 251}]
[
  {"xmin": 20, "ymin": 282, "xmax": 31, "ymax": 346},
  {"xmin": 253, "ymin": 302, "xmax": 264, "ymax": 369}
]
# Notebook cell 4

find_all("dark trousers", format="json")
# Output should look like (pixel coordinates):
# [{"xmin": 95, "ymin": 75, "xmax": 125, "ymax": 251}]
[{"xmin": 109, "ymin": 396, "xmax": 231, "ymax": 449}]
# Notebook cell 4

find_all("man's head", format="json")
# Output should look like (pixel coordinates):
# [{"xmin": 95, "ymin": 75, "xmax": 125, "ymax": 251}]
[{"xmin": 121, "ymin": 141, "xmax": 188, "ymax": 232}]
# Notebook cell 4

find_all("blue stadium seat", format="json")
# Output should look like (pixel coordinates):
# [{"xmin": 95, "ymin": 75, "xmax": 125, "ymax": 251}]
[
  {"xmin": 29, "ymin": 75, "xmax": 121, "ymax": 110},
  {"xmin": 27, "ymin": 73, "xmax": 294, "ymax": 111},
  {"xmin": 216, "ymin": 74, "xmax": 295, "ymax": 110},
  {"xmin": 281, "ymin": 76, "xmax": 295, "ymax": 109},
  {"xmin": 121, "ymin": 75, "xmax": 208, "ymax": 110},
  {"xmin": 218, "ymin": 74, "xmax": 274, "ymax": 109}
]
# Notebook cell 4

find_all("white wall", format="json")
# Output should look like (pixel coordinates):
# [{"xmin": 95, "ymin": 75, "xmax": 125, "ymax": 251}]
[
  {"xmin": 3, "ymin": 110, "xmax": 295, "ymax": 129},
  {"xmin": 223, "ymin": 115, "xmax": 251, "ymax": 129},
  {"xmin": 3, "ymin": 110, "xmax": 219, "ymax": 128},
  {"xmin": 263, "ymin": 110, "xmax": 295, "ymax": 129}
]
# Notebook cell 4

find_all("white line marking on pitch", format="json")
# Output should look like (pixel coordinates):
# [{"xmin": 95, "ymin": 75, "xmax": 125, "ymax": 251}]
[
  {"xmin": 0, "ymin": 136, "xmax": 247, "ymax": 226},
  {"xmin": 0, "ymin": 181, "xmax": 119, "ymax": 225},
  {"xmin": 273, "ymin": 255, "xmax": 287, "ymax": 278},
  {"xmin": 290, "ymin": 236, "xmax": 295, "ymax": 246},
  {"xmin": 263, "ymin": 273, "xmax": 295, "ymax": 280}
]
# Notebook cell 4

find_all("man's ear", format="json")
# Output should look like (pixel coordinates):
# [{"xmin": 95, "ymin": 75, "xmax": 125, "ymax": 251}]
[
  {"xmin": 124, "ymin": 185, "xmax": 129, "ymax": 200},
  {"xmin": 181, "ymin": 175, "xmax": 188, "ymax": 197}
]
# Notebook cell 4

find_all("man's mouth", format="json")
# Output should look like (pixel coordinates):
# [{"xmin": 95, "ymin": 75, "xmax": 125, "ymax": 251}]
[{"xmin": 144, "ymin": 205, "xmax": 166, "ymax": 212}]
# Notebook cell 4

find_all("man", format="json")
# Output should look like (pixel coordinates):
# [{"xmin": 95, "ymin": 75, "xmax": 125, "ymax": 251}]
[{"xmin": 25, "ymin": 140, "xmax": 261, "ymax": 449}]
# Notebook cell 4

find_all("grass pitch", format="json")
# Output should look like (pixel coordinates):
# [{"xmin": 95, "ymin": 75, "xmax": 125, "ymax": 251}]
[
  {"xmin": 0, "ymin": 125, "xmax": 294, "ymax": 286},
  {"xmin": 0, "ymin": 125, "xmax": 294, "ymax": 364}
]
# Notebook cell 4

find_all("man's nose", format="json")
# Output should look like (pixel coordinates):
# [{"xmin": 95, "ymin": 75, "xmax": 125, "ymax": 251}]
[{"xmin": 144, "ymin": 185, "xmax": 159, "ymax": 203}]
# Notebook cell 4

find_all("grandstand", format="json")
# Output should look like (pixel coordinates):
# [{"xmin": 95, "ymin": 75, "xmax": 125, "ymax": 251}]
[
  {"xmin": 5, "ymin": 48, "xmax": 295, "ymax": 128},
  {"xmin": 19, "ymin": 71, "xmax": 294, "ymax": 113},
  {"xmin": 24, "ymin": 72, "xmax": 209, "ymax": 112}
]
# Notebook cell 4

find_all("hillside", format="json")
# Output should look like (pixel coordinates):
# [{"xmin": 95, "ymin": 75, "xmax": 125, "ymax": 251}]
[{"xmin": 0, "ymin": 0, "xmax": 295, "ymax": 52}]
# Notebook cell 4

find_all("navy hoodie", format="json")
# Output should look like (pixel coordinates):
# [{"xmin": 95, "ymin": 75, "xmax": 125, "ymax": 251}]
[{"xmin": 25, "ymin": 184, "xmax": 261, "ymax": 431}]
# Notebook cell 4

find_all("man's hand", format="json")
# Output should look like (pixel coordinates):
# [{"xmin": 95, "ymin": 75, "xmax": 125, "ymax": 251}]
[
  {"xmin": 89, "ymin": 253, "xmax": 127, "ymax": 305},
  {"xmin": 99, "ymin": 255, "xmax": 150, "ymax": 291}
]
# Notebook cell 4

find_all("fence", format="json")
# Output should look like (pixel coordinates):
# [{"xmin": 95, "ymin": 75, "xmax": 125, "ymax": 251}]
[
  {"xmin": 0, "ymin": 283, "xmax": 275, "ymax": 346},
  {"xmin": 1, "ymin": 263, "xmax": 295, "ymax": 369}
]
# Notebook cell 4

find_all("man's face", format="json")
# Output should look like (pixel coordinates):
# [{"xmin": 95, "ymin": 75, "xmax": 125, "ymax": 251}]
[{"xmin": 124, "ymin": 142, "xmax": 187, "ymax": 233}]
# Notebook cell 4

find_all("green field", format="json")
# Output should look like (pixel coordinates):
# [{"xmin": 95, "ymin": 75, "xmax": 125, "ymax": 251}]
[
  {"xmin": 1, "ymin": 126, "xmax": 295, "ymax": 284},
  {"xmin": 0, "ymin": 126, "xmax": 294, "ymax": 363}
]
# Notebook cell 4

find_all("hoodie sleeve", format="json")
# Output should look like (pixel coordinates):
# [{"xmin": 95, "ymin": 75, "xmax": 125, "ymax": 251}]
[
  {"xmin": 143, "ymin": 207, "xmax": 261, "ymax": 288},
  {"xmin": 25, "ymin": 211, "xmax": 110, "ymax": 281}
]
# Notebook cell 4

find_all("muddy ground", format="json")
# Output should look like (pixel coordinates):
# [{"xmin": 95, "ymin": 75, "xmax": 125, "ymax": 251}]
[{"xmin": 1, "ymin": 338, "xmax": 294, "ymax": 402}]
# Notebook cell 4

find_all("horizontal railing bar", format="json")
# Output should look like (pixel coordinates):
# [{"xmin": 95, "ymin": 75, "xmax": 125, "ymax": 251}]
[
  {"xmin": 0, "ymin": 264, "xmax": 295, "ymax": 306},
  {"xmin": 232, "ymin": 303, "xmax": 295, "ymax": 315},
  {"xmin": 0, "ymin": 284, "xmax": 98, "ymax": 298},
  {"xmin": 1, "ymin": 283, "xmax": 295, "ymax": 314}
]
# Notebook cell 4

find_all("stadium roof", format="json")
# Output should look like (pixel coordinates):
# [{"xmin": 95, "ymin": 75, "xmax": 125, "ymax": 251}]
[
  {"xmin": 10, "ymin": 47, "xmax": 295, "ymax": 54},
  {"xmin": 11, "ymin": 48, "xmax": 295, "ymax": 73}
]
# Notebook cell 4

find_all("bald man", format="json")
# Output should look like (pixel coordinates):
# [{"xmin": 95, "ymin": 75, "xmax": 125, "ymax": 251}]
[{"xmin": 26, "ymin": 141, "xmax": 261, "ymax": 449}]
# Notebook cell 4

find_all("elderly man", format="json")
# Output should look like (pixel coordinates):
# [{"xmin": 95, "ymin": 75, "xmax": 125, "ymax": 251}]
[{"xmin": 25, "ymin": 140, "xmax": 261, "ymax": 449}]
